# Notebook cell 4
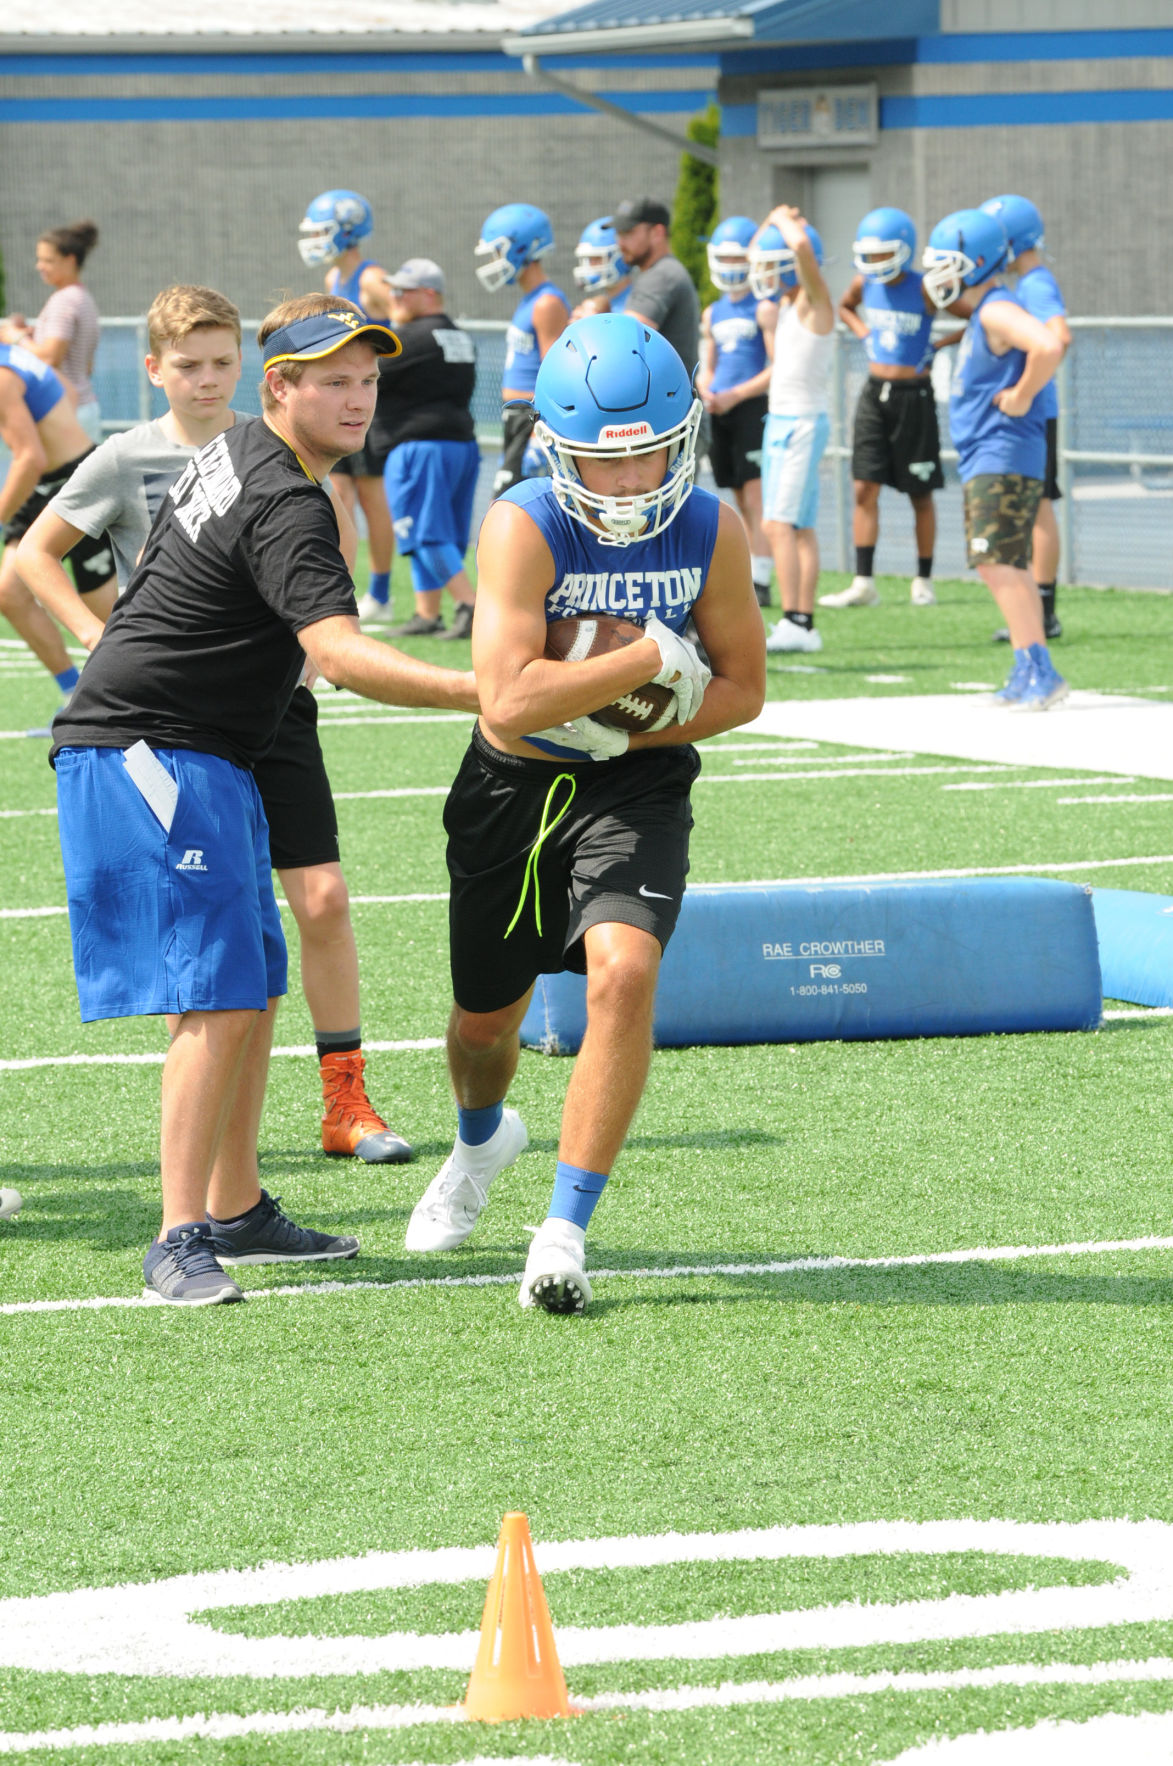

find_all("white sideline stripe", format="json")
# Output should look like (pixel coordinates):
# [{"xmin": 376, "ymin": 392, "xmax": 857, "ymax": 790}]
[
  {"xmin": 1059, "ymin": 793, "xmax": 1173, "ymax": 805},
  {"xmin": 4, "ymin": 1234, "xmax": 1171, "ymax": 1318},
  {"xmin": 0, "ymin": 1038, "xmax": 442, "ymax": 1074},
  {"xmin": 332, "ymin": 786, "xmax": 450, "ymax": 799},
  {"xmin": 4, "ymin": 1662, "xmax": 1173, "ymax": 1754},
  {"xmin": 0, "ymin": 807, "xmax": 56, "ymax": 818},
  {"xmin": 699, "ymin": 764, "xmax": 1020, "ymax": 785},
  {"xmin": 731, "ymin": 750, "xmax": 916, "ymax": 767},
  {"xmin": 317, "ymin": 714, "xmax": 473, "ymax": 731},
  {"xmin": 1102, "ymin": 1006, "xmax": 1173, "ymax": 1020},
  {"xmin": 8, "ymin": 855, "xmax": 1173, "ymax": 926},
  {"xmin": 943, "ymin": 777, "xmax": 1133, "ymax": 793}
]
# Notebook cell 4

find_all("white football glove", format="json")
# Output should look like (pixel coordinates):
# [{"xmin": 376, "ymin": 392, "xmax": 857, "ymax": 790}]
[
  {"xmin": 643, "ymin": 612, "xmax": 712, "ymax": 727},
  {"xmin": 528, "ymin": 715, "xmax": 629, "ymax": 761}
]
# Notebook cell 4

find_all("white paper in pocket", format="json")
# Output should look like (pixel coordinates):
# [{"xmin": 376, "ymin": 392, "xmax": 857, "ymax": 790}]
[{"xmin": 122, "ymin": 740, "xmax": 178, "ymax": 835}]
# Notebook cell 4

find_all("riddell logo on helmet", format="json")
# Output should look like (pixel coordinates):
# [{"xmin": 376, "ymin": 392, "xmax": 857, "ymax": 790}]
[{"xmin": 598, "ymin": 422, "xmax": 654, "ymax": 442}]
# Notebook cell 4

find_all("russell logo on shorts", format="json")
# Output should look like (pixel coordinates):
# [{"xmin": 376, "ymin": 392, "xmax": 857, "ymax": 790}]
[{"xmin": 175, "ymin": 849, "xmax": 208, "ymax": 873}]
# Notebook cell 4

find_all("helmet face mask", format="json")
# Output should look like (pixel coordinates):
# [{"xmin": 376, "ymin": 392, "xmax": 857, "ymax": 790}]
[
  {"xmin": 297, "ymin": 191, "xmax": 372, "ymax": 268},
  {"xmin": 922, "ymin": 208, "xmax": 1008, "ymax": 309},
  {"xmin": 706, "ymin": 217, "xmax": 758, "ymax": 293},
  {"xmin": 852, "ymin": 207, "xmax": 916, "ymax": 284},
  {"xmin": 573, "ymin": 219, "xmax": 628, "ymax": 292},
  {"xmin": 531, "ymin": 315, "xmax": 702, "ymax": 548},
  {"xmin": 475, "ymin": 203, "xmax": 555, "ymax": 293},
  {"xmin": 748, "ymin": 222, "xmax": 823, "ymax": 301}
]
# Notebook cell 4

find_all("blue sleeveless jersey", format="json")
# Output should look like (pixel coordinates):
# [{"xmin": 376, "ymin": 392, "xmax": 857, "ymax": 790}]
[
  {"xmin": 610, "ymin": 284, "xmax": 631, "ymax": 316},
  {"xmin": 330, "ymin": 258, "xmax": 378, "ymax": 317},
  {"xmin": 504, "ymin": 281, "xmax": 570, "ymax": 395},
  {"xmin": 860, "ymin": 274, "xmax": 934, "ymax": 371},
  {"xmin": 709, "ymin": 292, "xmax": 767, "ymax": 394},
  {"xmin": 950, "ymin": 287, "xmax": 1047, "ymax": 483},
  {"xmin": 500, "ymin": 477, "xmax": 720, "ymax": 759},
  {"xmin": 1015, "ymin": 265, "xmax": 1065, "ymax": 422},
  {"xmin": 0, "ymin": 342, "xmax": 65, "ymax": 422}
]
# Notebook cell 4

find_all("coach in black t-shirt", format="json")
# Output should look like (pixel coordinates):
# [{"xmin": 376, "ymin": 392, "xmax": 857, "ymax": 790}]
[
  {"xmin": 51, "ymin": 292, "xmax": 479, "ymax": 1307},
  {"xmin": 379, "ymin": 258, "xmax": 481, "ymax": 642}
]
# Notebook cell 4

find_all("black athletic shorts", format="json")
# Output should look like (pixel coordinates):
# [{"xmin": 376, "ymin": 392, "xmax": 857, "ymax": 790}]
[
  {"xmin": 445, "ymin": 725, "xmax": 700, "ymax": 1013},
  {"xmin": 6, "ymin": 451, "xmax": 116, "ymax": 593},
  {"xmin": 254, "ymin": 684, "xmax": 340, "ymax": 871},
  {"xmin": 334, "ymin": 436, "xmax": 391, "ymax": 480},
  {"xmin": 708, "ymin": 395, "xmax": 767, "ymax": 490},
  {"xmin": 1043, "ymin": 416, "xmax": 1061, "ymax": 502},
  {"xmin": 851, "ymin": 376, "xmax": 944, "ymax": 495},
  {"xmin": 494, "ymin": 405, "xmax": 536, "ymax": 495}
]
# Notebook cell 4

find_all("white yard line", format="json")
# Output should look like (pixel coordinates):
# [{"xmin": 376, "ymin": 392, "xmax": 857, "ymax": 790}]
[
  {"xmin": 699, "ymin": 764, "xmax": 1023, "ymax": 785},
  {"xmin": 943, "ymin": 777, "xmax": 1133, "ymax": 793},
  {"xmin": 0, "ymin": 1038, "xmax": 442, "ymax": 1075},
  {"xmin": 1058, "ymin": 793, "xmax": 1173, "ymax": 805},
  {"xmin": 3, "ymin": 1235, "xmax": 1171, "ymax": 1319}
]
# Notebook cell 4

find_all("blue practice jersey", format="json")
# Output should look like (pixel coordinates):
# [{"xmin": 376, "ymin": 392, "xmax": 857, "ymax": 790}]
[
  {"xmin": 859, "ymin": 274, "xmax": 934, "ymax": 371},
  {"xmin": 950, "ymin": 287, "xmax": 1047, "ymax": 483},
  {"xmin": 708, "ymin": 292, "xmax": 767, "ymax": 394},
  {"xmin": 1015, "ymin": 264, "xmax": 1066, "ymax": 422},
  {"xmin": 610, "ymin": 284, "xmax": 631, "ymax": 316},
  {"xmin": 330, "ymin": 258, "xmax": 379, "ymax": 318},
  {"xmin": 0, "ymin": 342, "xmax": 65, "ymax": 423},
  {"xmin": 504, "ymin": 281, "xmax": 571, "ymax": 396},
  {"xmin": 499, "ymin": 476, "xmax": 720, "ymax": 758}
]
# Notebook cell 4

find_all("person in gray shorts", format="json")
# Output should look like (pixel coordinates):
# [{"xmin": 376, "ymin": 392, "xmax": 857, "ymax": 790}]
[{"xmin": 17, "ymin": 282, "xmax": 414, "ymax": 1169}]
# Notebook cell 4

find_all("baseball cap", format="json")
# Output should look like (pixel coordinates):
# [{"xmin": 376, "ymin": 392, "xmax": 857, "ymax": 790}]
[
  {"xmin": 261, "ymin": 308, "xmax": 401, "ymax": 368},
  {"xmin": 387, "ymin": 257, "xmax": 446, "ymax": 293},
  {"xmin": 611, "ymin": 197, "xmax": 671, "ymax": 233}
]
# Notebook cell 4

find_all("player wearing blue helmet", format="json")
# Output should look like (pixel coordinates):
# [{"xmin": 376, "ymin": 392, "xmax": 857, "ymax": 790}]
[
  {"xmin": 403, "ymin": 313, "xmax": 765, "ymax": 1314},
  {"xmin": 748, "ymin": 208, "xmax": 834, "ymax": 655},
  {"xmin": 981, "ymin": 195, "xmax": 1069, "ymax": 643},
  {"xmin": 298, "ymin": 190, "xmax": 395, "ymax": 621},
  {"xmin": 697, "ymin": 217, "xmax": 774, "ymax": 607},
  {"xmin": 923, "ymin": 208, "xmax": 1067, "ymax": 710},
  {"xmin": 476, "ymin": 203, "xmax": 570, "ymax": 497},
  {"xmin": 571, "ymin": 217, "xmax": 632, "ymax": 319},
  {"xmin": 828, "ymin": 206, "xmax": 946, "ymax": 610}
]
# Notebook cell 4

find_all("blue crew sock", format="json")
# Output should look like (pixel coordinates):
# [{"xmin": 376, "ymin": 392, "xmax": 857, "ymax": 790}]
[
  {"xmin": 548, "ymin": 1160, "xmax": 609, "ymax": 1231},
  {"xmin": 54, "ymin": 666, "xmax": 80, "ymax": 694},
  {"xmin": 457, "ymin": 1102, "xmax": 503, "ymax": 1147},
  {"xmin": 368, "ymin": 571, "xmax": 390, "ymax": 606}
]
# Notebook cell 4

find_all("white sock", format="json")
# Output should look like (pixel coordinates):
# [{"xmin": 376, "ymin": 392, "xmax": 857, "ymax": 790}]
[{"xmin": 752, "ymin": 555, "xmax": 773, "ymax": 587}]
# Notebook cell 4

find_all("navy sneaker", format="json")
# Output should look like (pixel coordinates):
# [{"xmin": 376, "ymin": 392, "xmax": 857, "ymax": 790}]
[
  {"xmin": 207, "ymin": 1191, "xmax": 360, "ymax": 1266},
  {"xmin": 143, "ymin": 1222, "xmax": 244, "ymax": 1306}
]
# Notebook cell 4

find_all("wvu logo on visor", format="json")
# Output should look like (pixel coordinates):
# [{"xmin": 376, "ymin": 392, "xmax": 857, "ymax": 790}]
[{"xmin": 262, "ymin": 310, "xmax": 401, "ymax": 368}]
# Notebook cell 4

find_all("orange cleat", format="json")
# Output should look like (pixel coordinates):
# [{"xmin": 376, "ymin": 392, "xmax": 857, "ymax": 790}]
[{"xmin": 320, "ymin": 1050, "xmax": 413, "ymax": 1163}]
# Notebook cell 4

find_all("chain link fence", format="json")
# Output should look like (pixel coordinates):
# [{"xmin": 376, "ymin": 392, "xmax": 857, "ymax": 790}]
[{"xmin": 90, "ymin": 314, "xmax": 1172, "ymax": 592}]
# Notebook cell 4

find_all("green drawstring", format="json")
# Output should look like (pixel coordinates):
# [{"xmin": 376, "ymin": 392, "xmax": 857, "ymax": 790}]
[{"xmin": 504, "ymin": 772, "xmax": 578, "ymax": 939}]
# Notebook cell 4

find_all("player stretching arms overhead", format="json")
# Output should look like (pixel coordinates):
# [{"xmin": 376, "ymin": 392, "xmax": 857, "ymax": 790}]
[
  {"xmin": 298, "ymin": 190, "xmax": 396, "ymax": 621},
  {"xmin": 981, "ymin": 194, "xmax": 1069, "ymax": 644},
  {"xmin": 18, "ymin": 285, "xmax": 412, "ymax": 1168},
  {"xmin": 404, "ymin": 313, "xmax": 765, "ymax": 1314},
  {"xmin": 476, "ymin": 203, "xmax": 570, "ymax": 499},
  {"xmin": 49, "ymin": 295, "xmax": 478, "ymax": 1305},
  {"xmin": 923, "ymin": 209, "xmax": 1066, "ymax": 710},
  {"xmin": 697, "ymin": 215, "xmax": 775, "ymax": 608},
  {"xmin": 826, "ymin": 206, "xmax": 944, "ymax": 609}
]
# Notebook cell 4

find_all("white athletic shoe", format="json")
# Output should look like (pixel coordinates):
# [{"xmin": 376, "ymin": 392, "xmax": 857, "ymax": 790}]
[
  {"xmin": 519, "ymin": 1219, "xmax": 592, "ymax": 1314},
  {"xmin": 765, "ymin": 620, "xmax": 823, "ymax": 654},
  {"xmin": 910, "ymin": 576, "xmax": 937, "ymax": 606},
  {"xmin": 356, "ymin": 594, "xmax": 391, "ymax": 623},
  {"xmin": 404, "ymin": 1109, "xmax": 528, "ymax": 1252},
  {"xmin": 819, "ymin": 576, "xmax": 879, "ymax": 608}
]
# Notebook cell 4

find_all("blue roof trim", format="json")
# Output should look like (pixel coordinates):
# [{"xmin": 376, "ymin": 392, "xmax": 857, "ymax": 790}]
[
  {"xmin": 0, "ymin": 86, "xmax": 715, "ymax": 122},
  {"xmin": 722, "ymin": 27, "xmax": 1173, "ymax": 73}
]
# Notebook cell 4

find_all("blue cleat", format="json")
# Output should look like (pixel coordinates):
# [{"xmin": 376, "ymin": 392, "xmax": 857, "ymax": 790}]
[
  {"xmin": 207, "ymin": 1191, "xmax": 359, "ymax": 1266},
  {"xmin": 993, "ymin": 649, "xmax": 1034, "ymax": 705},
  {"xmin": 1013, "ymin": 645, "xmax": 1070, "ymax": 712}
]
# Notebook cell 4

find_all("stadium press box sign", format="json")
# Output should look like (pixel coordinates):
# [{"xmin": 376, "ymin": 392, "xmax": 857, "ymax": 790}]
[
  {"xmin": 757, "ymin": 84, "xmax": 878, "ymax": 151},
  {"xmin": 521, "ymin": 877, "xmax": 1102, "ymax": 1052}
]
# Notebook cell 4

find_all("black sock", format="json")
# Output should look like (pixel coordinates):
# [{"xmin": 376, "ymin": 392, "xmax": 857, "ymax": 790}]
[
  {"xmin": 208, "ymin": 1193, "xmax": 265, "ymax": 1228},
  {"xmin": 917, "ymin": 555, "xmax": 933, "ymax": 579},
  {"xmin": 1038, "ymin": 582, "xmax": 1057, "ymax": 619},
  {"xmin": 316, "ymin": 1028, "xmax": 362, "ymax": 1062},
  {"xmin": 855, "ymin": 546, "xmax": 875, "ymax": 577},
  {"xmin": 785, "ymin": 610, "xmax": 813, "ymax": 630}
]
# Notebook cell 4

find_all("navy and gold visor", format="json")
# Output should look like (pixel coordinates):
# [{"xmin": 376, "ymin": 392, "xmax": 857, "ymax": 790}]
[{"xmin": 262, "ymin": 310, "xmax": 401, "ymax": 369}]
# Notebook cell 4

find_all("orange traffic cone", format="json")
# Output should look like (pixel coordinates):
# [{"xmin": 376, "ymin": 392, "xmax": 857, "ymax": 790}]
[{"xmin": 460, "ymin": 1512, "xmax": 575, "ymax": 1721}]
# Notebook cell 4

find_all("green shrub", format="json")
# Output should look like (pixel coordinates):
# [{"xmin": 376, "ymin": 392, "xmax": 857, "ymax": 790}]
[{"xmin": 671, "ymin": 101, "xmax": 720, "ymax": 306}]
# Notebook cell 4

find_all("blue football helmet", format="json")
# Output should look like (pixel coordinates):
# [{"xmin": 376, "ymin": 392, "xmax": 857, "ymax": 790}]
[
  {"xmin": 706, "ymin": 216, "xmax": 758, "ymax": 293},
  {"xmin": 475, "ymin": 203, "xmax": 555, "ymax": 293},
  {"xmin": 573, "ymin": 217, "xmax": 629, "ymax": 293},
  {"xmin": 532, "ymin": 313, "xmax": 702, "ymax": 548},
  {"xmin": 852, "ymin": 206, "xmax": 916, "ymax": 283},
  {"xmin": 922, "ymin": 208, "xmax": 1009, "ymax": 309},
  {"xmin": 748, "ymin": 222, "xmax": 824, "ymax": 300},
  {"xmin": 298, "ymin": 190, "xmax": 373, "ymax": 268},
  {"xmin": 980, "ymin": 194, "xmax": 1045, "ymax": 264}
]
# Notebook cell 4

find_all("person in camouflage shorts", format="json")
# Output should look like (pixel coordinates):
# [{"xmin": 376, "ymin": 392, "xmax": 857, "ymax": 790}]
[{"xmin": 964, "ymin": 472, "xmax": 1043, "ymax": 571}]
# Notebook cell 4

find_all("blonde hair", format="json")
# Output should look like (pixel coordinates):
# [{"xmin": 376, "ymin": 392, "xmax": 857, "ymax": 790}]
[
  {"xmin": 147, "ymin": 285, "xmax": 242, "ymax": 359},
  {"xmin": 257, "ymin": 292, "xmax": 365, "ymax": 412}
]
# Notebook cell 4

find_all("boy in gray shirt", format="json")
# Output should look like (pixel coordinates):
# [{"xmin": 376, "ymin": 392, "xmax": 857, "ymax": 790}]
[
  {"xmin": 18, "ymin": 282, "xmax": 416, "ymax": 1173},
  {"xmin": 612, "ymin": 197, "xmax": 701, "ymax": 379}
]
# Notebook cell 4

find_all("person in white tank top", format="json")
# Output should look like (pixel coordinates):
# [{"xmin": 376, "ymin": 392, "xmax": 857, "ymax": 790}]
[{"xmin": 751, "ymin": 208, "xmax": 834, "ymax": 654}]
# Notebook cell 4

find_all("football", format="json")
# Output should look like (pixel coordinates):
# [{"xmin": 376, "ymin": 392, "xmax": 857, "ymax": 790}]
[{"xmin": 543, "ymin": 615, "xmax": 675, "ymax": 732}]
